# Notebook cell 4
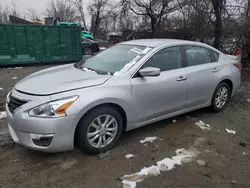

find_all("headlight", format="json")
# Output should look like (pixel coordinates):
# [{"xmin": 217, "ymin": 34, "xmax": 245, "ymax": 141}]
[{"xmin": 29, "ymin": 96, "xmax": 78, "ymax": 118}]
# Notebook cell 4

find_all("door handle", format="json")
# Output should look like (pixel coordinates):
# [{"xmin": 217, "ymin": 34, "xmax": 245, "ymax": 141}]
[
  {"xmin": 177, "ymin": 76, "xmax": 187, "ymax": 81},
  {"xmin": 212, "ymin": 68, "xmax": 220, "ymax": 72}
]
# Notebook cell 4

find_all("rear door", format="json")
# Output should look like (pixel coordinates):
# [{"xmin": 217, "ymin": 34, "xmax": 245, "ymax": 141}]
[
  {"xmin": 182, "ymin": 45, "xmax": 220, "ymax": 108},
  {"xmin": 130, "ymin": 46, "xmax": 188, "ymax": 125}
]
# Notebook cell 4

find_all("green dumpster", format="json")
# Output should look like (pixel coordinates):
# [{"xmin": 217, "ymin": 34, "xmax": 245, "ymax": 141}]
[{"xmin": 0, "ymin": 24, "xmax": 82, "ymax": 65}]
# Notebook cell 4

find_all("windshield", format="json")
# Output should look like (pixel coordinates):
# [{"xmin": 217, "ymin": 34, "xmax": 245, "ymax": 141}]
[{"xmin": 77, "ymin": 44, "xmax": 152, "ymax": 74}]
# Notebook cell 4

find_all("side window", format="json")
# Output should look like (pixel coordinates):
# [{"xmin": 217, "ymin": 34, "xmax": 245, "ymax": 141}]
[
  {"xmin": 211, "ymin": 50, "xmax": 219, "ymax": 62},
  {"xmin": 142, "ymin": 46, "xmax": 181, "ymax": 71},
  {"xmin": 185, "ymin": 46, "xmax": 212, "ymax": 66}
]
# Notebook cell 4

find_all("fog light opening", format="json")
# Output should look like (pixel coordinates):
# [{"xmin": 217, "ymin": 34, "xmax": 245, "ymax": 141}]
[{"xmin": 30, "ymin": 133, "xmax": 54, "ymax": 147}]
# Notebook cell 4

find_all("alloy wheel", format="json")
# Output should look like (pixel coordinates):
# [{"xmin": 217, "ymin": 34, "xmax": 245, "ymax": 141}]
[
  {"xmin": 215, "ymin": 86, "xmax": 228, "ymax": 108},
  {"xmin": 87, "ymin": 114, "xmax": 118, "ymax": 148}
]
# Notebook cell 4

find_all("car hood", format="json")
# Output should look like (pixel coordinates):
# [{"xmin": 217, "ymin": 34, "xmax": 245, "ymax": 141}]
[{"xmin": 15, "ymin": 64, "xmax": 111, "ymax": 95}]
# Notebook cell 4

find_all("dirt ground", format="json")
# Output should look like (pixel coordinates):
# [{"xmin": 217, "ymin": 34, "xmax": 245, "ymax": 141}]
[{"xmin": 0, "ymin": 65, "xmax": 250, "ymax": 188}]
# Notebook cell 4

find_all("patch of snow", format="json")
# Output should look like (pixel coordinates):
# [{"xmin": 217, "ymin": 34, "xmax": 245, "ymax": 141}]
[
  {"xmin": 131, "ymin": 47, "xmax": 143, "ymax": 54},
  {"xmin": 83, "ymin": 67, "xmax": 97, "ymax": 74},
  {"xmin": 100, "ymin": 47, "xmax": 107, "ymax": 50},
  {"xmin": 107, "ymin": 72, "xmax": 111, "ymax": 76},
  {"xmin": 226, "ymin": 129, "xmax": 236, "ymax": 134},
  {"xmin": 113, "ymin": 71, "xmax": 121, "ymax": 76},
  {"xmin": 114, "ymin": 47, "xmax": 152, "ymax": 76},
  {"xmin": 0, "ymin": 111, "xmax": 7, "ymax": 119},
  {"xmin": 142, "ymin": 47, "xmax": 152, "ymax": 54},
  {"xmin": 119, "ymin": 55, "xmax": 141, "ymax": 72},
  {"xmin": 243, "ymin": 152, "xmax": 246, "ymax": 156},
  {"xmin": 232, "ymin": 180, "xmax": 237, "ymax": 184},
  {"xmin": 130, "ymin": 46, "xmax": 152, "ymax": 55},
  {"xmin": 125, "ymin": 154, "xmax": 135, "ymax": 159},
  {"xmin": 172, "ymin": 119, "xmax": 176, "ymax": 123},
  {"xmin": 11, "ymin": 77, "xmax": 17, "ymax": 80},
  {"xmin": 140, "ymin": 137, "xmax": 157, "ymax": 144},
  {"xmin": 195, "ymin": 120, "xmax": 211, "ymax": 131},
  {"xmin": 139, "ymin": 165, "xmax": 160, "ymax": 176},
  {"xmin": 122, "ymin": 148, "xmax": 199, "ymax": 188},
  {"xmin": 0, "ymin": 88, "xmax": 3, "ymax": 91},
  {"xmin": 122, "ymin": 180, "xmax": 137, "ymax": 188},
  {"xmin": 7, "ymin": 67, "xmax": 23, "ymax": 70}
]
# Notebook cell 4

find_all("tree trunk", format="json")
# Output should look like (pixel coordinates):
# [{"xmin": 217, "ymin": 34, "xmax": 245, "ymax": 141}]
[
  {"xmin": 212, "ymin": 0, "xmax": 223, "ymax": 49},
  {"xmin": 213, "ymin": 12, "xmax": 222, "ymax": 49},
  {"xmin": 93, "ymin": 10, "xmax": 100, "ymax": 38},
  {"xmin": 246, "ymin": 0, "xmax": 250, "ymax": 18},
  {"xmin": 151, "ymin": 17, "xmax": 156, "ymax": 38}
]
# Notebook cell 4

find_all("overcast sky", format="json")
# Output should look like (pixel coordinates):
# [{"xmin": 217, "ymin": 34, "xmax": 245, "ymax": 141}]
[
  {"xmin": 1, "ymin": 0, "xmax": 48, "ymax": 14},
  {"xmin": 0, "ymin": 0, "xmax": 91, "ymax": 21}
]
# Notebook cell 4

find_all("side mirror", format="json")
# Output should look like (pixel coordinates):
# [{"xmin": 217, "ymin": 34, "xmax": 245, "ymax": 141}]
[{"xmin": 139, "ymin": 67, "xmax": 161, "ymax": 77}]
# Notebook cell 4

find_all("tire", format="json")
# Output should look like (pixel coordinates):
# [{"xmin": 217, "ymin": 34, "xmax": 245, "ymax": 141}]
[
  {"xmin": 75, "ymin": 106, "xmax": 123, "ymax": 154},
  {"xmin": 84, "ymin": 47, "xmax": 93, "ymax": 55},
  {"xmin": 211, "ymin": 82, "xmax": 231, "ymax": 112}
]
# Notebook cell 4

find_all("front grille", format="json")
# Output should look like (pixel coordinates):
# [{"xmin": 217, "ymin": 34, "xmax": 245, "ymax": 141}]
[{"xmin": 8, "ymin": 95, "xmax": 27, "ymax": 113}]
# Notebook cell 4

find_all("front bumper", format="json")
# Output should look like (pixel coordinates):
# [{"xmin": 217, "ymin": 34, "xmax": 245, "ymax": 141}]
[{"xmin": 6, "ymin": 105, "xmax": 77, "ymax": 153}]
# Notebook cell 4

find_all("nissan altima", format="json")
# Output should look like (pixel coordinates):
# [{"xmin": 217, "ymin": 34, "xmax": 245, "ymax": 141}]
[{"xmin": 6, "ymin": 39, "xmax": 241, "ymax": 153}]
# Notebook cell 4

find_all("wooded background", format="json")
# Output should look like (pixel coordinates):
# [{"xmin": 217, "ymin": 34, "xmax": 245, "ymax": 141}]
[{"xmin": 1, "ymin": 0, "xmax": 250, "ymax": 50}]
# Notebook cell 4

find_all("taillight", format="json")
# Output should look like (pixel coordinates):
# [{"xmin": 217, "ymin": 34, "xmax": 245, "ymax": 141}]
[{"xmin": 234, "ymin": 63, "xmax": 242, "ymax": 72}]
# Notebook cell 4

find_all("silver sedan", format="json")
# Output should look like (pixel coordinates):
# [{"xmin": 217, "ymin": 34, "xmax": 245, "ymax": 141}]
[{"xmin": 6, "ymin": 39, "xmax": 241, "ymax": 153}]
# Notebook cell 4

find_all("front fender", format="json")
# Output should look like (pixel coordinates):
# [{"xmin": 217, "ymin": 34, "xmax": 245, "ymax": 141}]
[
  {"xmin": 51, "ymin": 83, "xmax": 133, "ymax": 130},
  {"xmin": 75, "ymin": 97, "xmax": 131, "ymax": 123}
]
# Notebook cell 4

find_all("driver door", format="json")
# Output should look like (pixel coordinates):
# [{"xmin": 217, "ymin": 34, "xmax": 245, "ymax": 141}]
[{"xmin": 130, "ymin": 46, "xmax": 188, "ymax": 126}]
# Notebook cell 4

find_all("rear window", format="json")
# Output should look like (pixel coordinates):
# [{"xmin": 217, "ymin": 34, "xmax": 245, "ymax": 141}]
[{"xmin": 185, "ymin": 46, "xmax": 212, "ymax": 66}]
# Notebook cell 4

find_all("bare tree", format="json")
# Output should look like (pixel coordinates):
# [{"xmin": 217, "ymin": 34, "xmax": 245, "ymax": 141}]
[
  {"xmin": 27, "ymin": 8, "xmax": 40, "ymax": 21},
  {"xmin": 122, "ymin": 0, "xmax": 183, "ymax": 37},
  {"xmin": 71, "ymin": 0, "xmax": 87, "ymax": 29},
  {"xmin": 0, "ymin": 5, "xmax": 10, "ymax": 23},
  {"xmin": 88, "ymin": 0, "xmax": 110, "ymax": 37},
  {"xmin": 211, "ymin": 0, "xmax": 225, "ymax": 49},
  {"xmin": 46, "ymin": 0, "xmax": 77, "ymax": 22}
]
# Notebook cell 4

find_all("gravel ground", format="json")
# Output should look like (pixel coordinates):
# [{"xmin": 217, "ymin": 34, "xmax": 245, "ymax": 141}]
[{"xmin": 0, "ymin": 65, "xmax": 250, "ymax": 188}]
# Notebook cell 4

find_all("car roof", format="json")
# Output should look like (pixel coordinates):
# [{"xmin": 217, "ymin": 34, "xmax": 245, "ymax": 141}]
[{"xmin": 120, "ymin": 39, "xmax": 206, "ymax": 48}]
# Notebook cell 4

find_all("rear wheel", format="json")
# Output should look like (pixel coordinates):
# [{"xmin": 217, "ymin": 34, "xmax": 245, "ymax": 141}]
[
  {"xmin": 211, "ymin": 82, "xmax": 231, "ymax": 112},
  {"xmin": 75, "ymin": 106, "xmax": 123, "ymax": 154}
]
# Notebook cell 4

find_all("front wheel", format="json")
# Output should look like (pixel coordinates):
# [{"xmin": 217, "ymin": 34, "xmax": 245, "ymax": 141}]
[
  {"xmin": 75, "ymin": 106, "xmax": 123, "ymax": 154},
  {"xmin": 211, "ymin": 82, "xmax": 231, "ymax": 112}
]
